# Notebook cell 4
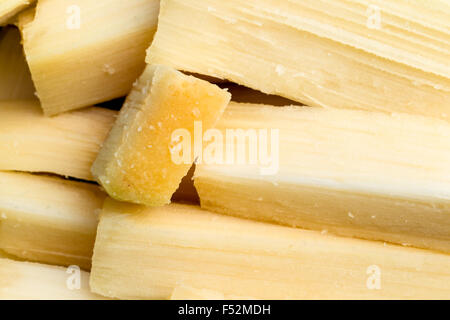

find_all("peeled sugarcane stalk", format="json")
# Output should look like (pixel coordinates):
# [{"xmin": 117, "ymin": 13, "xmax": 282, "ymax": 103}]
[
  {"xmin": 92, "ymin": 65, "xmax": 230, "ymax": 206},
  {"xmin": 0, "ymin": 100, "xmax": 116, "ymax": 181},
  {"xmin": 147, "ymin": 0, "xmax": 450, "ymax": 119},
  {"xmin": 0, "ymin": 258, "xmax": 105, "ymax": 300},
  {"xmin": 0, "ymin": 0, "xmax": 35, "ymax": 26},
  {"xmin": 0, "ymin": 171, "xmax": 105, "ymax": 269},
  {"xmin": 0, "ymin": 27, "xmax": 35, "ymax": 100},
  {"xmin": 90, "ymin": 199, "xmax": 450, "ymax": 300},
  {"xmin": 171, "ymin": 286, "xmax": 253, "ymax": 300},
  {"xmin": 171, "ymin": 286, "xmax": 225, "ymax": 300},
  {"xmin": 194, "ymin": 102, "xmax": 450, "ymax": 253},
  {"xmin": 19, "ymin": 0, "xmax": 160, "ymax": 116}
]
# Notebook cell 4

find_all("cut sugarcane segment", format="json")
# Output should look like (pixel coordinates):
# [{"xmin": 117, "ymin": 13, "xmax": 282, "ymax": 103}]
[
  {"xmin": 0, "ymin": 100, "xmax": 116, "ymax": 181},
  {"xmin": 20, "ymin": 0, "xmax": 159, "ymax": 116},
  {"xmin": 171, "ymin": 286, "xmax": 225, "ymax": 300},
  {"xmin": 0, "ymin": 258, "xmax": 105, "ymax": 300},
  {"xmin": 91, "ymin": 65, "xmax": 231, "ymax": 206},
  {"xmin": 90, "ymin": 199, "xmax": 450, "ymax": 300},
  {"xmin": 194, "ymin": 102, "xmax": 450, "ymax": 253},
  {"xmin": 0, "ymin": 171, "xmax": 105, "ymax": 269},
  {"xmin": 147, "ymin": 0, "xmax": 450, "ymax": 119},
  {"xmin": 0, "ymin": 27, "xmax": 35, "ymax": 100},
  {"xmin": 0, "ymin": 0, "xmax": 35, "ymax": 26},
  {"xmin": 171, "ymin": 285, "xmax": 254, "ymax": 300}
]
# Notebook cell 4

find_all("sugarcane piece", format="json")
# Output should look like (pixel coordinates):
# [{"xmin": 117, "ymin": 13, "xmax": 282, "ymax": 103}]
[
  {"xmin": 0, "ymin": 27, "xmax": 35, "ymax": 100},
  {"xmin": 0, "ymin": 100, "xmax": 116, "ymax": 181},
  {"xmin": 147, "ymin": 0, "xmax": 450, "ymax": 119},
  {"xmin": 0, "ymin": 258, "xmax": 105, "ymax": 300},
  {"xmin": 90, "ymin": 199, "xmax": 450, "ymax": 300},
  {"xmin": 19, "ymin": 0, "xmax": 160, "ymax": 116},
  {"xmin": 194, "ymin": 102, "xmax": 450, "ymax": 253},
  {"xmin": 0, "ymin": 171, "xmax": 105, "ymax": 269},
  {"xmin": 0, "ymin": 0, "xmax": 35, "ymax": 26},
  {"xmin": 171, "ymin": 286, "xmax": 226, "ymax": 300},
  {"xmin": 171, "ymin": 285, "xmax": 253, "ymax": 300},
  {"xmin": 91, "ymin": 65, "xmax": 231, "ymax": 206}
]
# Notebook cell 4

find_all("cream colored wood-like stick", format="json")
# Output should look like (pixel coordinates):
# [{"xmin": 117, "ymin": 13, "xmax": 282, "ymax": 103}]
[
  {"xmin": 0, "ymin": 171, "xmax": 105, "ymax": 269},
  {"xmin": 194, "ymin": 102, "xmax": 450, "ymax": 253},
  {"xmin": 147, "ymin": 0, "xmax": 450, "ymax": 119},
  {"xmin": 0, "ymin": 258, "xmax": 106, "ymax": 300},
  {"xmin": 19, "ymin": 0, "xmax": 160, "ymax": 115},
  {"xmin": 0, "ymin": 100, "xmax": 116, "ymax": 181},
  {"xmin": 171, "ymin": 285, "xmax": 254, "ymax": 300},
  {"xmin": 90, "ymin": 199, "xmax": 450, "ymax": 300}
]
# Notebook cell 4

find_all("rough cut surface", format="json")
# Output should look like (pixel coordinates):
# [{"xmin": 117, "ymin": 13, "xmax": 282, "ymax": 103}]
[
  {"xmin": 92, "ymin": 65, "xmax": 231, "ymax": 207},
  {"xmin": 90, "ymin": 199, "xmax": 450, "ymax": 300},
  {"xmin": 194, "ymin": 102, "xmax": 450, "ymax": 253},
  {"xmin": 147, "ymin": 0, "xmax": 450, "ymax": 119}
]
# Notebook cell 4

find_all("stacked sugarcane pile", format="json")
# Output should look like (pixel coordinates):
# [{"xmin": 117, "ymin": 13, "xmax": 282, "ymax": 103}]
[{"xmin": 0, "ymin": 0, "xmax": 449, "ymax": 300}]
